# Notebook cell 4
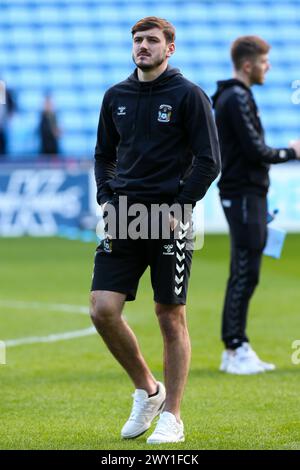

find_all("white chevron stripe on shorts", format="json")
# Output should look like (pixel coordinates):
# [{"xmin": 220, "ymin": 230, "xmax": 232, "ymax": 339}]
[
  {"xmin": 176, "ymin": 252, "xmax": 185, "ymax": 262},
  {"xmin": 175, "ymin": 275, "xmax": 184, "ymax": 284},
  {"xmin": 176, "ymin": 241, "xmax": 185, "ymax": 251},
  {"xmin": 174, "ymin": 286, "xmax": 183, "ymax": 295}
]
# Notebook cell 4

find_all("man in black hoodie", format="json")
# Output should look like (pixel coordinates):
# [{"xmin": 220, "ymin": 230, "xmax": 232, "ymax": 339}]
[
  {"xmin": 90, "ymin": 17, "xmax": 220, "ymax": 443},
  {"xmin": 212, "ymin": 36, "xmax": 300, "ymax": 375}
]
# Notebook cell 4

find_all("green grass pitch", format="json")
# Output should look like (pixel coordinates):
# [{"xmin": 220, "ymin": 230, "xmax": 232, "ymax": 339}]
[{"xmin": 0, "ymin": 235, "xmax": 299, "ymax": 450}]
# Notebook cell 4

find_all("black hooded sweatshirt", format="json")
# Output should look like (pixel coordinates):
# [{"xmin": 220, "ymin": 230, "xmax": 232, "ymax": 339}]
[
  {"xmin": 94, "ymin": 65, "xmax": 221, "ymax": 206},
  {"xmin": 212, "ymin": 79, "xmax": 296, "ymax": 197}
]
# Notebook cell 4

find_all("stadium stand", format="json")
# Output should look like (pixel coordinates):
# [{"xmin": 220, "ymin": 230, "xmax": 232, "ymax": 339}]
[{"xmin": 0, "ymin": 0, "xmax": 299, "ymax": 157}]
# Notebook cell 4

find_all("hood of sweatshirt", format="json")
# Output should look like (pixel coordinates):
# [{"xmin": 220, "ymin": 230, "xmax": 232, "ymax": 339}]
[
  {"xmin": 127, "ymin": 64, "xmax": 182, "ymax": 88},
  {"xmin": 211, "ymin": 78, "xmax": 250, "ymax": 108},
  {"xmin": 122, "ymin": 65, "xmax": 182, "ymax": 139}
]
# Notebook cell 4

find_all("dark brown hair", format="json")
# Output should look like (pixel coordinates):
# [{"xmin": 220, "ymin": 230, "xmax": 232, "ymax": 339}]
[
  {"xmin": 131, "ymin": 17, "xmax": 176, "ymax": 43},
  {"xmin": 231, "ymin": 36, "xmax": 271, "ymax": 70}
]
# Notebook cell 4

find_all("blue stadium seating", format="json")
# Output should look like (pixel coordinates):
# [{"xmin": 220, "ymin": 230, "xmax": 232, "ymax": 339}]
[{"xmin": 0, "ymin": 0, "xmax": 299, "ymax": 157}]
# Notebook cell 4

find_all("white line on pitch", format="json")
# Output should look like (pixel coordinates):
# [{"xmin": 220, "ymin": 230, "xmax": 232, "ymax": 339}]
[
  {"xmin": 0, "ymin": 300, "xmax": 89, "ymax": 315},
  {"xmin": 5, "ymin": 326, "xmax": 97, "ymax": 347}
]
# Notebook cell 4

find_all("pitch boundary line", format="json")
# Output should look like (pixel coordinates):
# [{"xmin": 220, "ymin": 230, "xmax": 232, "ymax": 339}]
[
  {"xmin": 5, "ymin": 327, "xmax": 97, "ymax": 347},
  {"xmin": 1, "ymin": 299, "xmax": 96, "ymax": 348},
  {"xmin": 0, "ymin": 299, "xmax": 89, "ymax": 315}
]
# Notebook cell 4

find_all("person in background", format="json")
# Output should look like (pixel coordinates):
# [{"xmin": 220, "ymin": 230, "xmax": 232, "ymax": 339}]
[
  {"xmin": 0, "ymin": 79, "xmax": 16, "ymax": 156},
  {"xmin": 39, "ymin": 95, "xmax": 60, "ymax": 155},
  {"xmin": 212, "ymin": 36, "xmax": 300, "ymax": 375}
]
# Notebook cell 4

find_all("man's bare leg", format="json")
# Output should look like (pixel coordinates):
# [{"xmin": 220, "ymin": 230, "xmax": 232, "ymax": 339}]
[
  {"xmin": 155, "ymin": 303, "xmax": 191, "ymax": 422},
  {"xmin": 90, "ymin": 290, "xmax": 157, "ymax": 395}
]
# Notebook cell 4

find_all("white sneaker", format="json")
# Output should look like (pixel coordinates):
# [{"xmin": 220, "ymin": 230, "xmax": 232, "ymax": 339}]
[
  {"xmin": 220, "ymin": 350, "xmax": 229, "ymax": 371},
  {"xmin": 147, "ymin": 411, "xmax": 185, "ymax": 444},
  {"xmin": 121, "ymin": 382, "xmax": 166, "ymax": 439},
  {"xmin": 223, "ymin": 344, "xmax": 265, "ymax": 375},
  {"xmin": 242, "ymin": 342, "xmax": 276, "ymax": 371}
]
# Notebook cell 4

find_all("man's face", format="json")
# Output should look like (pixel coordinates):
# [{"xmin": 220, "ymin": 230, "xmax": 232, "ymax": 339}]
[
  {"xmin": 248, "ymin": 54, "xmax": 270, "ymax": 85},
  {"xmin": 132, "ymin": 27, "xmax": 174, "ymax": 71}
]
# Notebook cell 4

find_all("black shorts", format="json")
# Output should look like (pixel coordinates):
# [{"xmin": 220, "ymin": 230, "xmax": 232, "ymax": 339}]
[{"xmin": 91, "ymin": 203, "xmax": 193, "ymax": 305}]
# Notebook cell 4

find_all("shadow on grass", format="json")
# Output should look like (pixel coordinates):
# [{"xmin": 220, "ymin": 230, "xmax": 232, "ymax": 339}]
[
  {"xmin": 189, "ymin": 367, "xmax": 300, "ymax": 379},
  {"xmin": 90, "ymin": 436, "xmax": 190, "ymax": 451}
]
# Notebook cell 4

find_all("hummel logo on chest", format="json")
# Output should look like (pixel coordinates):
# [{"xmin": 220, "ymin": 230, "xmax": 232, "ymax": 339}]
[{"xmin": 117, "ymin": 106, "xmax": 126, "ymax": 116}]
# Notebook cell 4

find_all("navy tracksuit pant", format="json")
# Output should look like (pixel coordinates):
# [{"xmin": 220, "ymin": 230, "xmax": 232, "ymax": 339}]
[{"xmin": 220, "ymin": 194, "xmax": 268, "ymax": 349}]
